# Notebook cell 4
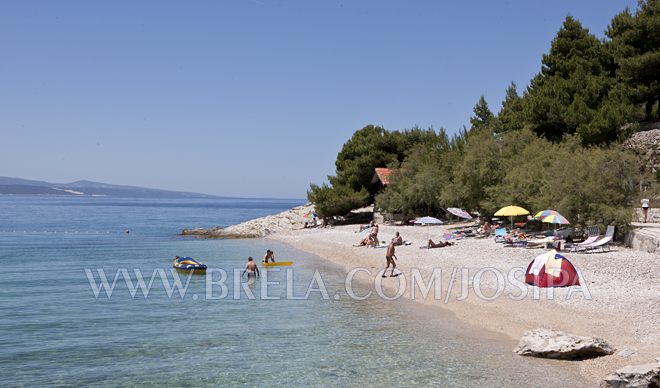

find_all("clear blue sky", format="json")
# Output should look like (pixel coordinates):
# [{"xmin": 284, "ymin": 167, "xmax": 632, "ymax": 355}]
[{"xmin": 0, "ymin": 0, "xmax": 637, "ymax": 198}]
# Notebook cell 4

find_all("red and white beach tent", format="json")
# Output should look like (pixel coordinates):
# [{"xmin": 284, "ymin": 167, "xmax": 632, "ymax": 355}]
[{"xmin": 525, "ymin": 250, "xmax": 580, "ymax": 287}]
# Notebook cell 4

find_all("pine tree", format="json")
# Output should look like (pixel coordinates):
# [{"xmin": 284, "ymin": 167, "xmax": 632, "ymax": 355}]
[
  {"xmin": 608, "ymin": 0, "xmax": 660, "ymax": 120},
  {"xmin": 470, "ymin": 95, "xmax": 494, "ymax": 131},
  {"xmin": 494, "ymin": 82, "xmax": 525, "ymax": 133},
  {"xmin": 525, "ymin": 16, "xmax": 620, "ymax": 143}
]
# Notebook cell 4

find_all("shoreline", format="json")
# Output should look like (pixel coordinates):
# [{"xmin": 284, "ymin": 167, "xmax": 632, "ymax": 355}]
[
  {"xmin": 265, "ymin": 222, "xmax": 659, "ymax": 384},
  {"xmin": 264, "ymin": 236, "xmax": 591, "ymax": 386}
]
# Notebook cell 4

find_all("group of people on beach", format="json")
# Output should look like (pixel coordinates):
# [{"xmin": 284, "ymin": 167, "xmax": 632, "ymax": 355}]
[
  {"xmin": 303, "ymin": 217, "xmax": 330, "ymax": 229},
  {"xmin": 356, "ymin": 221, "xmax": 381, "ymax": 247},
  {"xmin": 356, "ymin": 222, "xmax": 404, "ymax": 247},
  {"xmin": 352, "ymin": 221, "xmax": 456, "ymax": 277}
]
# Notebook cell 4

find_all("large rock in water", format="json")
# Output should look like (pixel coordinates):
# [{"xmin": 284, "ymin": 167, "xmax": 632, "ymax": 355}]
[
  {"xmin": 601, "ymin": 362, "xmax": 660, "ymax": 388},
  {"xmin": 513, "ymin": 328, "xmax": 615, "ymax": 360}
]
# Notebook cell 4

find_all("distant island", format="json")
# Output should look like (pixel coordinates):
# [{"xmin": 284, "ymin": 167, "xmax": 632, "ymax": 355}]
[{"xmin": 0, "ymin": 176, "xmax": 220, "ymax": 198}]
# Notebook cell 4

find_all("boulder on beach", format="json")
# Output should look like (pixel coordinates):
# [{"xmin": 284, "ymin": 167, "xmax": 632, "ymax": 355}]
[
  {"xmin": 513, "ymin": 328, "xmax": 615, "ymax": 360},
  {"xmin": 601, "ymin": 362, "xmax": 660, "ymax": 388}
]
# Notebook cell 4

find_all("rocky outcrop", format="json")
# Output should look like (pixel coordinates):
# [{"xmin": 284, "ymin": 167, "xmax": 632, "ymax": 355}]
[
  {"xmin": 601, "ymin": 362, "xmax": 660, "ymax": 388},
  {"xmin": 623, "ymin": 127, "xmax": 660, "ymax": 174},
  {"xmin": 180, "ymin": 226, "xmax": 263, "ymax": 239},
  {"xmin": 513, "ymin": 328, "xmax": 615, "ymax": 360},
  {"xmin": 626, "ymin": 225, "xmax": 660, "ymax": 253},
  {"xmin": 180, "ymin": 204, "xmax": 315, "ymax": 239}
]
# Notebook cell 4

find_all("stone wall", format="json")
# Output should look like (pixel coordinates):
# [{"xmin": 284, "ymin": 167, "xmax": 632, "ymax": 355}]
[{"xmin": 632, "ymin": 207, "xmax": 660, "ymax": 223}]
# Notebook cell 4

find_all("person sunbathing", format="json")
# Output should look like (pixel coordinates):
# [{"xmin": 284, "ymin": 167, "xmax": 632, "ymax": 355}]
[
  {"xmin": 391, "ymin": 232, "xmax": 403, "ymax": 246},
  {"xmin": 368, "ymin": 223, "xmax": 379, "ymax": 247},
  {"xmin": 359, "ymin": 221, "xmax": 374, "ymax": 232},
  {"xmin": 356, "ymin": 235, "xmax": 378, "ymax": 247},
  {"xmin": 427, "ymin": 239, "xmax": 454, "ymax": 248}
]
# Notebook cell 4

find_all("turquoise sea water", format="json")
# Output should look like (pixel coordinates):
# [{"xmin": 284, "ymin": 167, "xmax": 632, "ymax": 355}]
[{"xmin": 0, "ymin": 196, "xmax": 587, "ymax": 387}]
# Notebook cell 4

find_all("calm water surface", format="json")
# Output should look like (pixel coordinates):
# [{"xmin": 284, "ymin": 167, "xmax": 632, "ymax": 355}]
[{"xmin": 0, "ymin": 196, "xmax": 587, "ymax": 386}]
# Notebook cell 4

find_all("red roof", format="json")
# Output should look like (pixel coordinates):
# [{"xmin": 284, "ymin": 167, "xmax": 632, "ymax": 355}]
[{"xmin": 372, "ymin": 168, "xmax": 393, "ymax": 185}]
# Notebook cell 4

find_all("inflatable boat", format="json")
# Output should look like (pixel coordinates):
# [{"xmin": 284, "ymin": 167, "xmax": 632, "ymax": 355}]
[{"xmin": 173, "ymin": 257, "xmax": 207, "ymax": 273}]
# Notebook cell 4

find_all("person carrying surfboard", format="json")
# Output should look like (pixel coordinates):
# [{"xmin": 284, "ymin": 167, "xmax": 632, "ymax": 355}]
[
  {"xmin": 242, "ymin": 257, "xmax": 260, "ymax": 279},
  {"xmin": 383, "ymin": 242, "xmax": 398, "ymax": 277},
  {"xmin": 263, "ymin": 249, "xmax": 275, "ymax": 263}
]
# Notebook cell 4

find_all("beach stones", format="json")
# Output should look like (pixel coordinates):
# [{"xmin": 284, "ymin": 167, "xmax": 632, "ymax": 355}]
[
  {"xmin": 178, "ymin": 203, "xmax": 315, "ymax": 238},
  {"xmin": 513, "ymin": 328, "xmax": 615, "ymax": 360},
  {"xmin": 601, "ymin": 362, "xmax": 660, "ymax": 388}
]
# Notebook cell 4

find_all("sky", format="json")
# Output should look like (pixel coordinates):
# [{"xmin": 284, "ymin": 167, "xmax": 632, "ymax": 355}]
[{"xmin": 0, "ymin": 0, "xmax": 638, "ymax": 198}]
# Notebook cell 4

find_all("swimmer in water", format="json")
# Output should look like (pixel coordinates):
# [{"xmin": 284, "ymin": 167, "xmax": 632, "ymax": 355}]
[
  {"xmin": 242, "ymin": 257, "xmax": 260, "ymax": 279},
  {"xmin": 263, "ymin": 249, "xmax": 275, "ymax": 263}
]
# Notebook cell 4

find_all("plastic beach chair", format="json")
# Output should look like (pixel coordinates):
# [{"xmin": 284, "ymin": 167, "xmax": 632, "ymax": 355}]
[
  {"xmin": 494, "ymin": 228, "xmax": 507, "ymax": 243},
  {"xmin": 575, "ymin": 235, "xmax": 613, "ymax": 253},
  {"xmin": 570, "ymin": 235, "xmax": 599, "ymax": 252},
  {"xmin": 604, "ymin": 225, "xmax": 615, "ymax": 238}
]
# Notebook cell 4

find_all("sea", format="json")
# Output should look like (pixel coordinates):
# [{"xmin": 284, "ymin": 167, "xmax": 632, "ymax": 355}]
[{"xmin": 0, "ymin": 196, "xmax": 587, "ymax": 387}]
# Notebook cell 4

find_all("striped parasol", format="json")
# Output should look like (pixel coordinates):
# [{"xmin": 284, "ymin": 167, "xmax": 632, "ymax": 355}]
[{"xmin": 534, "ymin": 210, "xmax": 570, "ymax": 225}]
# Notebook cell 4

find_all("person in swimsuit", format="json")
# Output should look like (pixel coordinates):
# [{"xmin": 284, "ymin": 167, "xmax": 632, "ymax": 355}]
[
  {"xmin": 368, "ymin": 223, "xmax": 379, "ymax": 247},
  {"xmin": 427, "ymin": 239, "xmax": 454, "ymax": 248},
  {"xmin": 391, "ymin": 232, "xmax": 403, "ymax": 246},
  {"xmin": 642, "ymin": 198, "xmax": 650, "ymax": 223},
  {"xmin": 242, "ymin": 257, "xmax": 260, "ymax": 279},
  {"xmin": 383, "ymin": 242, "xmax": 398, "ymax": 277},
  {"xmin": 263, "ymin": 249, "xmax": 275, "ymax": 263}
]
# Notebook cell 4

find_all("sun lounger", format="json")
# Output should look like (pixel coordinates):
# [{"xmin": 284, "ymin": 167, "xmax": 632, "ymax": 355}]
[
  {"xmin": 526, "ymin": 236, "xmax": 556, "ymax": 249},
  {"xmin": 571, "ymin": 226, "xmax": 615, "ymax": 252},
  {"xmin": 574, "ymin": 235, "xmax": 613, "ymax": 253},
  {"xmin": 604, "ymin": 225, "xmax": 615, "ymax": 238},
  {"xmin": 569, "ymin": 235, "xmax": 599, "ymax": 252},
  {"xmin": 504, "ymin": 240, "xmax": 528, "ymax": 248}
]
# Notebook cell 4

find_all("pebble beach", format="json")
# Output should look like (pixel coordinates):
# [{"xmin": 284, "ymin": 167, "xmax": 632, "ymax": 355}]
[{"xmin": 197, "ymin": 204, "xmax": 660, "ymax": 384}]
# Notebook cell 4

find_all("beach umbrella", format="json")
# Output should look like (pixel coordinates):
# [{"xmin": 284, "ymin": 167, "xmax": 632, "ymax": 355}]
[
  {"xmin": 494, "ymin": 205, "xmax": 529, "ymax": 229},
  {"xmin": 533, "ymin": 210, "xmax": 570, "ymax": 230},
  {"xmin": 303, "ymin": 212, "xmax": 317, "ymax": 219},
  {"xmin": 414, "ymin": 216, "xmax": 443, "ymax": 242},
  {"xmin": 446, "ymin": 207, "xmax": 473, "ymax": 220},
  {"xmin": 494, "ymin": 205, "xmax": 529, "ymax": 217},
  {"xmin": 541, "ymin": 214, "xmax": 569, "ymax": 225},
  {"xmin": 534, "ymin": 210, "xmax": 569, "ymax": 224},
  {"xmin": 414, "ymin": 216, "xmax": 443, "ymax": 225},
  {"xmin": 534, "ymin": 209, "xmax": 556, "ymax": 219}
]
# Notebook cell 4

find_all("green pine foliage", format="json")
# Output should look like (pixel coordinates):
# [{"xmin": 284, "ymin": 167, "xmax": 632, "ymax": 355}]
[{"xmin": 309, "ymin": 1, "xmax": 657, "ymax": 227}]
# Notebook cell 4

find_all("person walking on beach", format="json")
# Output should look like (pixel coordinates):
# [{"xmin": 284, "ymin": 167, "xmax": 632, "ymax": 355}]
[
  {"xmin": 242, "ymin": 257, "xmax": 260, "ymax": 279},
  {"xmin": 263, "ymin": 249, "xmax": 275, "ymax": 263},
  {"xmin": 641, "ymin": 198, "xmax": 650, "ymax": 223},
  {"xmin": 383, "ymin": 242, "xmax": 398, "ymax": 277}
]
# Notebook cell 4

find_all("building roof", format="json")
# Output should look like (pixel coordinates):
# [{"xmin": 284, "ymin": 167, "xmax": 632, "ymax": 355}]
[{"xmin": 372, "ymin": 168, "xmax": 393, "ymax": 185}]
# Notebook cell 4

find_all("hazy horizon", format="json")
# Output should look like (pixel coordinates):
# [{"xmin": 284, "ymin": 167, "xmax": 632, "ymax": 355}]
[{"xmin": 1, "ymin": 0, "xmax": 636, "ymax": 198}]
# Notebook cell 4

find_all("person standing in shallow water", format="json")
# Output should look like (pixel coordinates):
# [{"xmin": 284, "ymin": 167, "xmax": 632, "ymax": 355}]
[
  {"xmin": 641, "ymin": 198, "xmax": 650, "ymax": 223},
  {"xmin": 383, "ymin": 242, "xmax": 398, "ymax": 277},
  {"xmin": 242, "ymin": 257, "xmax": 260, "ymax": 279}
]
